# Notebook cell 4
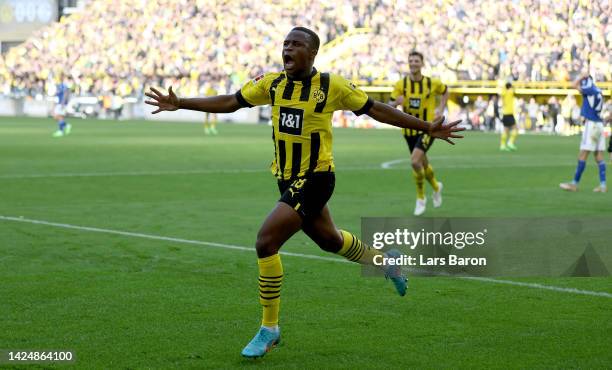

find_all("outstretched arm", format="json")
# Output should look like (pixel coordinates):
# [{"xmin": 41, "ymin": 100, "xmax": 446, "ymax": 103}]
[
  {"xmin": 572, "ymin": 72, "xmax": 590, "ymax": 90},
  {"xmin": 367, "ymin": 100, "xmax": 464, "ymax": 144},
  {"xmin": 145, "ymin": 87, "xmax": 241, "ymax": 114}
]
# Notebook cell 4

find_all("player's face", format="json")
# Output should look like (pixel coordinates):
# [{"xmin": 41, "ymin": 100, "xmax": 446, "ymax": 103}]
[
  {"xmin": 408, "ymin": 55, "xmax": 423, "ymax": 74},
  {"xmin": 282, "ymin": 31, "xmax": 315, "ymax": 77}
]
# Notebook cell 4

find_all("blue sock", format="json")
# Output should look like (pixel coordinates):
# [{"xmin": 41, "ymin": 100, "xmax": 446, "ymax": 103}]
[
  {"xmin": 59, "ymin": 120, "xmax": 66, "ymax": 131},
  {"xmin": 598, "ymin": 160, "xmax": 606, "ymax": 187},
  {"xmin": 572, "ymin": 160, "xmax": 586, "ymax": 184}
]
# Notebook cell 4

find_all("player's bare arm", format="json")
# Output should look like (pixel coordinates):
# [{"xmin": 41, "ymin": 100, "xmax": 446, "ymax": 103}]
[
  {"xmin": 367, "ymin": 100, "xmax": 464, "ymax": 144},
  {"xmin": 145, "ymin": 86, "xmax": 241, "ymax": 114}
]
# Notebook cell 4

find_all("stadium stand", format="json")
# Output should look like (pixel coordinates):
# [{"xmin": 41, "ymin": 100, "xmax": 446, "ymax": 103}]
[{"xmin": 0, "ymin": 0, "xmax": 609, "ymax": 101}]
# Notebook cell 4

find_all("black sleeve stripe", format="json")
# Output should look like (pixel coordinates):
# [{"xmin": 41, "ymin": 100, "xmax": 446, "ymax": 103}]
[
  {"xmin": 353, "ymin": 97, "xmax": 374, "ymax": 116},
  {"xmin": 235, "ymin": 90, "xmax": 253, "ymax": 108}
]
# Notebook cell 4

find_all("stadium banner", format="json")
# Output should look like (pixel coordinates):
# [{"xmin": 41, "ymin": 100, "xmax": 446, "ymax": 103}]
[
  {"xmin": 0, "ymin": 0, "xmax": 58, "ymax": 41},
  {"xmin": 361, "ymin": 217, "xmax": 611, "ymax": 277}
]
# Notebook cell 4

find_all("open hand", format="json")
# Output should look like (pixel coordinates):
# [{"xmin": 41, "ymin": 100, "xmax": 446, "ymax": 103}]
[
  {"xmin": 145, "ymin": 86, "xmax": 180, "ymax": 114},
  {"xmin": 428, "ymin": 116, "xmax": 465, "ymax": 144}
]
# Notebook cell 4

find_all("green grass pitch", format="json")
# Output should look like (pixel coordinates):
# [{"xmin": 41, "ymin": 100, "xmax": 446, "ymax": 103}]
[{"xmin": 1, "ymin": 116, "xmax": 610, "ymax": 369}]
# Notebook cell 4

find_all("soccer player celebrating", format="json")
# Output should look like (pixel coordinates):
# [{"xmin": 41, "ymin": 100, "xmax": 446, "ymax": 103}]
[
  {"xmin": 52, "ymin": 74, "xmax": 71, "ymax": 137},
  {"xmin": 389, "ymin": 51, "xmax": 449, "ymax": 216},
  {"xmin": 145, "ymin": 27, "xmax": 463, "ymax": 359},
  {"xmin": 560, "ymin": 74, "xmax": 607, "ymax": 192},
  {"xmin": 499, "ymin": 82, "xmax": 518, "ymax": 151}
]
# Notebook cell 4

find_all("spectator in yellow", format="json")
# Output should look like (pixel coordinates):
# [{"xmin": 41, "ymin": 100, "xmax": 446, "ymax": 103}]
[{"xmin": 204, "ymin": 82, "xmax": 218, "ymax": 135}]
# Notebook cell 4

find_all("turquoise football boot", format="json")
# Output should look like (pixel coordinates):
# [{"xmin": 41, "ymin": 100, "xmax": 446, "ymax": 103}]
[
  {"xmin": 241, "ymin": 326, "xmax": 280, "ymax": 358},
  {"xmin": 383, "ymin": 249, "xmax": 408, "ymax": 296}
]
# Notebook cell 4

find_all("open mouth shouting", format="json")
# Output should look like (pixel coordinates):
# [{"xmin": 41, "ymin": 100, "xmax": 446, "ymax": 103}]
[{"xmin": 283, "ymin": 53, "xmax": 296, "ymax": 72}]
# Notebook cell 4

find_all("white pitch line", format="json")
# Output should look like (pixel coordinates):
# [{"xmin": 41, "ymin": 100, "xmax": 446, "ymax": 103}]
[
  {"xmin": 461, "ymin": 276, "xmax": 612, "ymax": 299},
  {"xmin": 0, "ymin": 216, "xmax": 349, "ymax": 264},
  {"xmin": 381, "ymin": 158, "xmax": 409, "ymax": 169},
  {"xmin": 1, "ymin": 215, "xmax": 611, "ymax": 299}
]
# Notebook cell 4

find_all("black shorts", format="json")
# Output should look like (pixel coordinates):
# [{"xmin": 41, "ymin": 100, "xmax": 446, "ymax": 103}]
[
  {"xmin": 404, "ymin": 133, "xmax": 434, "ymax": 153},
  {"xmin": 608, "ymin": 135, "xmax": 612, "ymax": 153},
  {"xmin": 278, "ymin": 172, "xmax": 335, "ymax": 219},
  {"xmin": 502, "ymin": 114, "xmax": 516, "ymax": 127}
]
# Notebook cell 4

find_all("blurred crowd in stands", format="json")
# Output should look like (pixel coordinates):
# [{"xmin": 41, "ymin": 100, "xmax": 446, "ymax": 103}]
[
  {"xmin": 460, "ymin": 93, "xmax": 612, "ymax": 134},
  {"xmin": 0, "ymin": 0, "xmax": 609, "ymax": 101}
]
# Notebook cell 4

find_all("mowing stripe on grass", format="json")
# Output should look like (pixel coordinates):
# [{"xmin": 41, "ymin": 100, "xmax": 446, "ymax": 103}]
[
  {"xmin": 380, "ymin": 158, "xmax": 575, "ymax": 170},
  {"xmin": 2, "ymin": 215, "xmax": 611, "ymax": 299},
  {"xmin": 0, "ymin": 162, "xmax": 575, "ymax": 180},
  {"xmin": 0, "ymin": 168, "xmax": 266, "ymax": 179}
]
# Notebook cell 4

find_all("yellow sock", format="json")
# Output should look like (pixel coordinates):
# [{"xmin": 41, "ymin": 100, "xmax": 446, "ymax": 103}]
[
  {"xmin": 413, "ymin": 168, "xmax": 425, "ymax": 199},
  {"xmin": 258, "ymin": 254, "xmax": 283, "ymax": 327},
  {"xmin": 500, "ymin": 131, "xmax": 508, "ymax": 146},
  {"xmin": 509, "ymin": 129, "xmax": 517, "ymax": 145},
  {"xmin": 337, "ymin": 230, "xmax": 382, "ymax": 265},
  {"xmin": 424, "ymin": 165, "xmax": 439, "ymax": 192}
]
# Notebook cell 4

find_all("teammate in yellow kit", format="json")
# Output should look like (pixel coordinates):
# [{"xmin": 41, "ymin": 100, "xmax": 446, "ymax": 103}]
[
  {"xmin": 204, "ymin": 83, "xmax": 218, "ymax": 135},
  {"xmin": 500, "ymin": 82, "xmax": 518, "ymax": 151},
  {"xmin": 389, "ymin": 51, "xmax": 449, "ymax": 216}
]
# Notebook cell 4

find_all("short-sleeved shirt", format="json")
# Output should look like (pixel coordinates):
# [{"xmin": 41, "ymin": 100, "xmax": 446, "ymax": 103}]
[
  {"xmin": 235, "ymin": 69, "xmax": 372, "ymax": 180},
  {"xmin": 579, "ymin": 78, "xmax": 603, "ymax": 122},
  {"xmin": 57, "ymin": 83, "xmax": 69, "ymax": 106},
  {"xmin": 501, "ymin": 87, "xmax": 515, "ymax": 115},
  {"xmin": 391, "ymin": 76, "xmax": 447, "ymax": 136}
]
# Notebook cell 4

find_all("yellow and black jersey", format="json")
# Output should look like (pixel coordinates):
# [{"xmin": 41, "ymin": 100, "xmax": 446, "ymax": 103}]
[
  {"xmin": 501, "ymin": 86, "xmax": 515, "ymax": 115},
  {"xmin": 391, "ymin": 76, "xmax": 447, "ymax": 137},
  {"xmin": 235, "ymin": 69, "xmax": 373, "ymax": 180}
]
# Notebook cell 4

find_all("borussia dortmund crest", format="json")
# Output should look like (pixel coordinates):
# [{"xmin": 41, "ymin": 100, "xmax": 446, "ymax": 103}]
[{"xmin": 313, "ymin": 89, "xmax": 326, "ymax": 103}]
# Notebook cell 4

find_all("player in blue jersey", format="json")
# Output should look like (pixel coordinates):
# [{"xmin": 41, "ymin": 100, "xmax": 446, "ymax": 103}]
[
  {"xmin": 560, "ymin": 73, "xmax": 606, "ymax": 193},
  {"xmin": 52, "ymin": 75, "xmax": 71, "ymax": 137}
]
